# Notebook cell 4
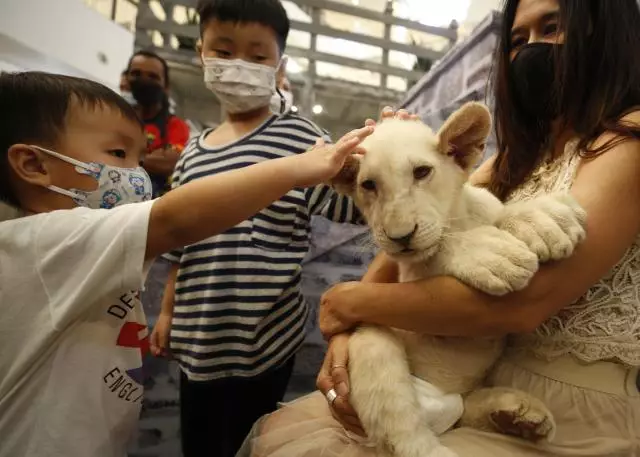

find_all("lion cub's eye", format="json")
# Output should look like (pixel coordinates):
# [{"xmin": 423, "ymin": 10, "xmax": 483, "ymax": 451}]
[
  {"xmin": 413, "ymin": 166, "xmax": 433, "ymax": 180},
  {"xmin": 361, "ymin": 179, "xmax": 377, "ymax": 191}
]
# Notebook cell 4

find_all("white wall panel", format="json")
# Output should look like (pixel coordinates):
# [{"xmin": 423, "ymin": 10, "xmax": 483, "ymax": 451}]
[{"xmin": 0, "ymin": 0, "xmax": 134, "ymax": 88}]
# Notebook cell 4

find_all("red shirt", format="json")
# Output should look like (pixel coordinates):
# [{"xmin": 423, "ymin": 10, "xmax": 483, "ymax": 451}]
[
  {"xmin": 144, "ymin": 114, "xmax": 190, "ymax": 196},
  {"xmin": 144, "ymin": 114, "xmax": 190, "ymax": 153}
]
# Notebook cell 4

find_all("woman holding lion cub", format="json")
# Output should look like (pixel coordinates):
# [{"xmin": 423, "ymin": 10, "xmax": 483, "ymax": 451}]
[{"xmin": 239, "ymin": 0, "xmax": 640, "ymax": 456}]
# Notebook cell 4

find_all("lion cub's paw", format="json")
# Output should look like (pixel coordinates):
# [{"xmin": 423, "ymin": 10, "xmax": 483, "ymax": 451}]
[
  {"xmin": 441, "ymin": 226, "xmax": 539, "ymax": 296},
  {"xmin": 498, "ymin": 192, "xmax": 586, "ymax": 263},
  {"xmin": 488, "ymin": 391, "xmax": 556, "ymax": 442}
]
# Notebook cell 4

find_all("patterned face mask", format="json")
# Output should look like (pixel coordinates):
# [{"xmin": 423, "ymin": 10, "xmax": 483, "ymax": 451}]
[
  {"xmin": 32, "ymin": 145, "xmax": 153, "ymax": 209},
  {"xmin": 203, "ymin": 57, "xmax": 281, "ymax": 114}
]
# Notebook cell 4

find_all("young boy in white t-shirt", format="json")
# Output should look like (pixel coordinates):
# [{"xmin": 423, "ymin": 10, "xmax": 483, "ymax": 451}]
[{"xmin": 0, "ymin": 71, "xmax": 370, "ymax": 457}]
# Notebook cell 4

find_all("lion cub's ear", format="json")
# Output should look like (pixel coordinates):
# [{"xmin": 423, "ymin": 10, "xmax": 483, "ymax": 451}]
[
  {"xmin": 331, "ymin": 154, "xmax": 362, "ymax": 196},
  {"xmin": 437, "ymin": 102, "xmax": 491, "ymax": 171}
]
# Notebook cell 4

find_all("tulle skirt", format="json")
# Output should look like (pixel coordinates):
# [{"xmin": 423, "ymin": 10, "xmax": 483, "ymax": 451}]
[{"xmin": 238, "ymin": 354, "xmax": 640, "ymax": 457}]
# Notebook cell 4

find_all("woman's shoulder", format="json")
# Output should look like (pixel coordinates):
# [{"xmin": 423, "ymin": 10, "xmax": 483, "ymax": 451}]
[
  {"xmin": 573, "ymin": 113, "xmax": 640, "ymax": 200},
  {"xmin": 589, "ymin": 109, "xmax": 640, "ymax": 150},
  {"xmin": 620, "ymin": 109, "xmax": 640, "ymax": 124}
]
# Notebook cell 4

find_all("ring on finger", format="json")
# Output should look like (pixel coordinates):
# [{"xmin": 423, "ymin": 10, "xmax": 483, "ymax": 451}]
[
  {"xmin": 325, "ymin": 388, "xmax": 338, "ymax": 405},
  {"xmin": 331, "ymin": 364, "xmax": 347, "ymax": 371}
]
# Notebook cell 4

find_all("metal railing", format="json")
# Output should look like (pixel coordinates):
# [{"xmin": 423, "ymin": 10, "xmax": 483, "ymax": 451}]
[{"xmin": 134, "ymin": 0, "xmax": 456, "ymax": 93}]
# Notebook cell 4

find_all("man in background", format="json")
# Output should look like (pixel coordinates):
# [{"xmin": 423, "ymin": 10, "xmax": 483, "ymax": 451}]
[
  {"xmin": 124, "ymin": 50, "xmax": 190, "ymax": 197},
  {"xmin": 118, "ymin": 70, "xmax": 136, "ymax": 106}
]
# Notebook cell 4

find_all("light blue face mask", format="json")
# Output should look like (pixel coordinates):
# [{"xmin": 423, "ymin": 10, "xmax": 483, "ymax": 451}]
[{"xmin": 33, "ymin": 145, "xmax": 153, "ymax": 209}]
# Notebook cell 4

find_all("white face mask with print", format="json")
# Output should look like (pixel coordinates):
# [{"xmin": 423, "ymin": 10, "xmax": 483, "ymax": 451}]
[
  {"xmin": 270, "ymin": 88, "xmax": 294, "ymax": 115},
  {"xmin": 203, "ymin": 57, "xmax": 281, "ymax": 114},
  {"xmin": 33, "ymin": 145, "xmax": 153, "ymax": 209}
]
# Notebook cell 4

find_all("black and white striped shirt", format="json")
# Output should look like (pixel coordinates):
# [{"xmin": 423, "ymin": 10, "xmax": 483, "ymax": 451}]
[{"xmin": 164, "ymin": 114, "xmax": 361, "ymax": 380}]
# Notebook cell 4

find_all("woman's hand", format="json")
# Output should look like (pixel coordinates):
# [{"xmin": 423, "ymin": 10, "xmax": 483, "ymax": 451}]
[
  {"xmin": 319, "ymin": 252, "xmax": 400, "ymax": 339},
  {"xmin": 319, "ymin": 281, "xmax": 364, "ymax": 339},
  {"xmin": 316, "ymin": 333, "xmax": 366, "ymax": 437}
]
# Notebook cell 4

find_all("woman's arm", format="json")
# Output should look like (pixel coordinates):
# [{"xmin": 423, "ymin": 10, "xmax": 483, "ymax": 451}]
[
  {"xmin": 360, "ymin": 251, "xmax": 399, "ymax": 283},
  {"xmin": 320, "ymin": 134, "xmax": 640, "ymax": 338}
]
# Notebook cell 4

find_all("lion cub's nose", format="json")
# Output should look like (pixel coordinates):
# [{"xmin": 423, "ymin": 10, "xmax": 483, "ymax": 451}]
[{"xmin": 386, "ymin": 225, "xmax": 418, "ymax": 248}]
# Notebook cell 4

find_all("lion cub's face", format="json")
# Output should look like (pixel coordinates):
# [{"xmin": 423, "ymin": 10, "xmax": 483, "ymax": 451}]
[{"xmin": 333, "ymin": 103, "xmax": 491, "ymax": 263}]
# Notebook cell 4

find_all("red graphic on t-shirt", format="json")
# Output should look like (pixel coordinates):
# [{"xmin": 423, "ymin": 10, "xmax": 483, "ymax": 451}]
[
  {"xmin": 117, "ymin": 322, "xmax": 150, "ymax": 358},
  {"xmin": 116, "ymin": 322, "xmax": 149, "ymax": 385}
]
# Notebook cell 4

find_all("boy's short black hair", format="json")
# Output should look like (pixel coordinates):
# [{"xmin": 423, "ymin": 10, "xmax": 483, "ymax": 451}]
[
  {"xmin": 0, "ymin": 72, "xmax": 141, "ymax": 207},
  {"xmin": 126, "ymin": 50, "xmax": 170, "ymax": 87},
  {"xmin": 197, "ymin": 0, "xmax": 290, "ymax": 52}
]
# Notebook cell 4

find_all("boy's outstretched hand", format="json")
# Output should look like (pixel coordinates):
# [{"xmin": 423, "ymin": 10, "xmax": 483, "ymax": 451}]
[{"xmin": 293, "ymin": 126, "xmax": 373, "ymax": 188}]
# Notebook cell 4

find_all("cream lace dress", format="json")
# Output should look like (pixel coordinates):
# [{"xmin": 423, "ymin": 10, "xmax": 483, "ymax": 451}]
[
  {"xmin": 506, "ymin": 139, "xmax": 640, "ymax": 367},
  {"xmin": 239, "ymin": 141, "xmax": 640, "ymax": 457}
]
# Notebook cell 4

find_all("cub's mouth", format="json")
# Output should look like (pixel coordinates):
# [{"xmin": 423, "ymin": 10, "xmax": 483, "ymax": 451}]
[
  {"xmin": 385, "ymin": 248, "xmax": 417, "ymax": 260},
  {"xmin": 385, "ymin": 247, "xmax": 415, "ymax": 257},
  {"xmin": 388, "ymin": 243, "xmax": 440, "ymax": 260}
]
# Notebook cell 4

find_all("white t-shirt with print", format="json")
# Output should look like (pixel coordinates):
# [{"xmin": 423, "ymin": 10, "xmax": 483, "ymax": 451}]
[{"xmin": 0, "ymin": 201, "xmax": 154, "ymax": 457}]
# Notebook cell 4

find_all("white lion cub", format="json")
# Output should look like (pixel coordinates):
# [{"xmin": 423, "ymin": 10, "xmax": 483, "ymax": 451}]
[{"xmin": 332, "ymin": 103, "xmax": 586, "ymax": 457}]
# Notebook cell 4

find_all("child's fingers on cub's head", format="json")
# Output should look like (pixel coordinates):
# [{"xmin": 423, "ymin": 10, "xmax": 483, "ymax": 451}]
[
  {"xmin": 340, "ymin": 126, "xmax": 373, "ymax": 144},
  {"xmin": 334, "ymin": 137, "xmax": 361, "ymax": 158},
  {"xmin": 380, "ymin": 106, "xmax": 394, "ymax": 120}
]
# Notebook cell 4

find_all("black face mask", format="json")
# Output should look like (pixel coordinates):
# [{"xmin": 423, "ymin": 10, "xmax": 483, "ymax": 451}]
[
  {"xmin": 129, "ymin": 79, "xmax": 164, "ymax": 107},
  {"xmin": 510, "ymin": 42, "xmax": 561, "ymax": 120}
]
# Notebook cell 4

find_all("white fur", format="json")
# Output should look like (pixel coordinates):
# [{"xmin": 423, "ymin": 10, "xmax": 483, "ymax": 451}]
[{"xmin": 334, "ymin": 104, "xmax": 586, "ymax": 457}]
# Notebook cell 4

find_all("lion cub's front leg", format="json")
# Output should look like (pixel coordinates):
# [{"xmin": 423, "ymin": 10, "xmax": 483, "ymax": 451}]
[
  {"xmin": 436, "ymin": 225, "xmax": 540, "ymax": 296},
  {"xmin": 435, "ymin": 193, "xmax": 587, "ymax": 296},
  {"xmin": 497, "ymin": 192, "xmax": 587, "ymax": 262},
  {"xmin": 434, "ymin": 223, "xmax": 564, "ymax": 443},
  {"xmin": 457, "ymin": 194, "xmax": 585, "ymax": 442},
  {"xmin": 348, "ymin": 326, "xmax": 458, "ymax": 457}
]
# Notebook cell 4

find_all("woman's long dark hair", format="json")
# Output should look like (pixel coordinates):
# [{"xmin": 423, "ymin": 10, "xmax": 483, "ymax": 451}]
[{"xmin": 488, "ymin": 0, "xmax": 640, "ymax": 200}]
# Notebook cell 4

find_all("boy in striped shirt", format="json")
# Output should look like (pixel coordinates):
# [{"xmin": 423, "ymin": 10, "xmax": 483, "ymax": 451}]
[{"xmin": 149, "ymin": 1, "xmax": 364, "ymax": 456}]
